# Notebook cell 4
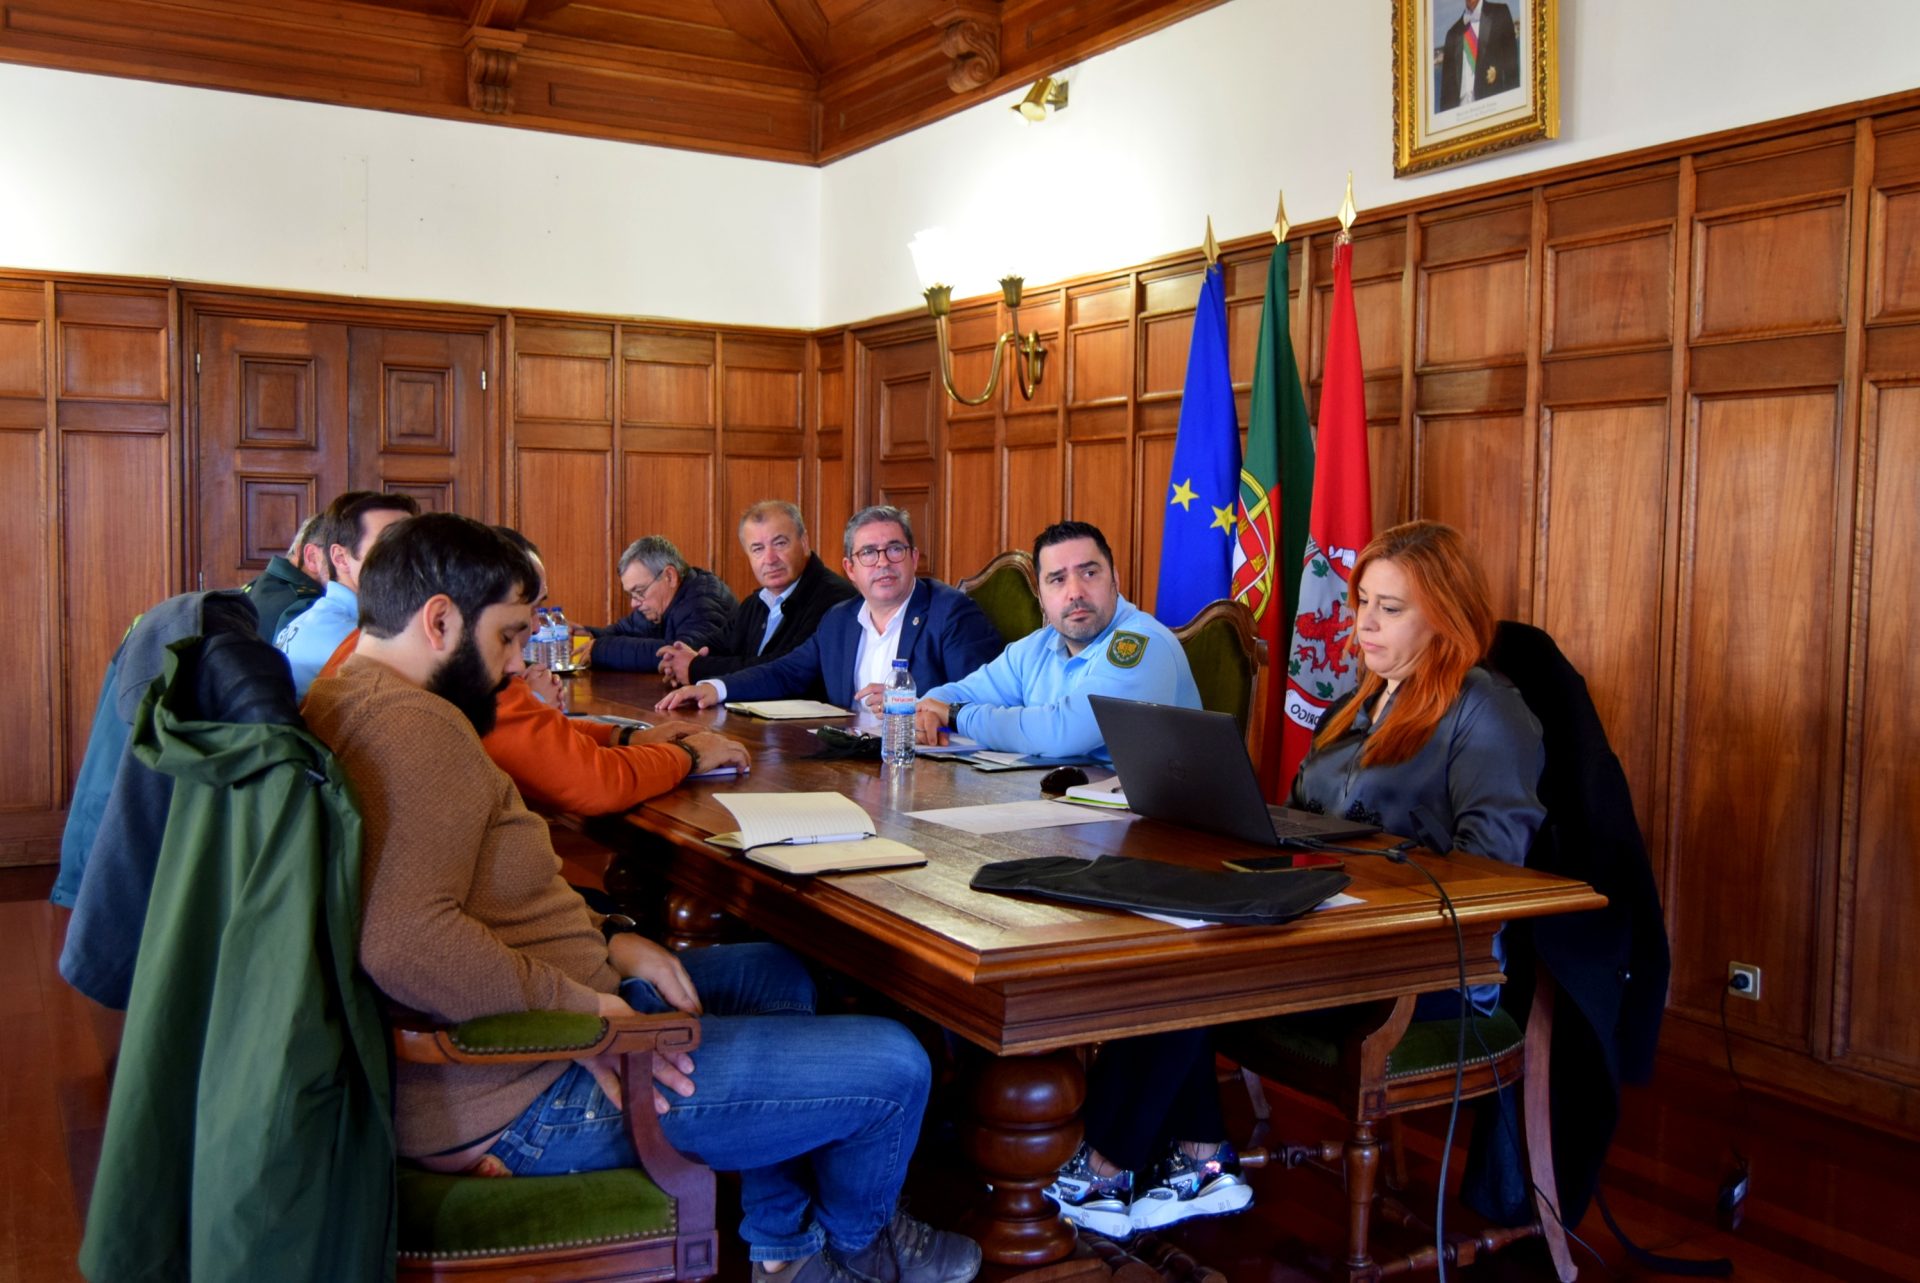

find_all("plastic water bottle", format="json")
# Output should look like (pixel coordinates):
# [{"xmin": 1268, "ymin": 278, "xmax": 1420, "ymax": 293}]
[
  {"xmin": 882, "ymin": 659, "xmax": 917, "ymax": 768},
  {"xmin": 547, "ymin": 605, "xmax": 573, "ymax": 672},
  {"xmin": 525, "ymin": 608, "xmax": 550, "ymax": 666}
]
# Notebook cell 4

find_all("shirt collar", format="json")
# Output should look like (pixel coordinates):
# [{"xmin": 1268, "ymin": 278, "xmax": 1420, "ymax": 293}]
[
  {"xmin": 324, "ymin": 580, "xmax": 358, "ymax": 607},
  {"xmin": 758, "ymin": 578, "xmax": 800, "ymax": 611}
]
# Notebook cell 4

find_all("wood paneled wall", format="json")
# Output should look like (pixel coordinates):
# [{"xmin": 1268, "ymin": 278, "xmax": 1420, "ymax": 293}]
[
  {"xmin": 829, "ymin": 107, "xmax": 1920, "ymax": 1130},
  {"xmin": 507, "ymin": 318, "xmax": 824, "ymax": 628},
  {"xmin": 5, "ymin": 91, "xmax": 1917, "ymax": 1134}
]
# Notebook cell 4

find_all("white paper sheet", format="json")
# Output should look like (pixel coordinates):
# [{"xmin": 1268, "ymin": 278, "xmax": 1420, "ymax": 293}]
[{"xmin": 905, "ymin": 799, "xmax": 1138, "ymax": 835}]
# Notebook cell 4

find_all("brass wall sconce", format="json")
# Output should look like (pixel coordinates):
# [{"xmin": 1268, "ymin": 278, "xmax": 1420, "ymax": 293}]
[
  {"xmin": 922, "ymin": 275, "xmax": 1047, "ymax": 406},
  {"xmin": 1012, "ymin": 75, "xmax": 1068, "ymax": 121}
]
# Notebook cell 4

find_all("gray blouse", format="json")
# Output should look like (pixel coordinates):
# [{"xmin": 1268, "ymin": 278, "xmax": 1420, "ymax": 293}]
[{"xmin": 1289, "ymin": 666, "xmax": 1546, "ymax": 1009}]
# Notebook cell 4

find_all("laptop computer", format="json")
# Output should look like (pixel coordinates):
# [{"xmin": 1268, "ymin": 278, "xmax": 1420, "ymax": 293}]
[{"xmin": 1089, "ymin": 695, "xmax": 1380, "ymax": 848}]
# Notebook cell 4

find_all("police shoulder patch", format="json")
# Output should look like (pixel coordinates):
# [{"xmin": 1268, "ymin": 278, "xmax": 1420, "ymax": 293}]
[{"xmin": 1106, "ymin": 630, "xmax": 1149, "ymax": 669}]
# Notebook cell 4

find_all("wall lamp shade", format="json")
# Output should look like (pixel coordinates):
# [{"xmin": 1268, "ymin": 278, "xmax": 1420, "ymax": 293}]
[
  {"xmin": 909, "ymin": 229, "xmax": 1047, "ymax": 406},
  {"xmin": 1012, "ymin": 75, "xmax": 1068, "ymax": 122}
]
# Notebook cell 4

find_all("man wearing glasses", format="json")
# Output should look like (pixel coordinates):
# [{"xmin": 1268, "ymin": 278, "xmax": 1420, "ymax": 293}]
[
  {"xmin": 584, "ymin": 535, "xmax": 738, "ymax": 672},
  {"xmin": 654, "ymin": 505, "xmax": 1003, "ymax": 715}
]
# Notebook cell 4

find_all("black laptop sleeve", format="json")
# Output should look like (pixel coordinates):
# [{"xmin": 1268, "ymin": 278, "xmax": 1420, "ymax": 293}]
[{"xmin": 970, "ymin": 856, "xmax": 1351, "ymax": 925}]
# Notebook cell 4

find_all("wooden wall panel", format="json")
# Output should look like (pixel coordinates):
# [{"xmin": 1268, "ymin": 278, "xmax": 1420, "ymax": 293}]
[
  {"xmin": 1541, "ymin": 403, "xmax": 1670, "ymax": 840},
  {"xmin": 1422, "ymin": 258, "xmax": 1529, "ymax": 367},
  {"xmin": 516, "ymin": 352, "xmax": 610, "ymax": 422},
  {"xmin": 719, "ymin": 455, "xmax": 803, "ymax": 592},
  {"xmin": 1069, "ymin": 440, "xmax": 1134, "ymax": 596},
  {"xmin": 1547, "ymin": 230, "xmax": 1674, "ymax": 354},
  {"xmin": 1135, "ymin": 435, "xmax": 1177, "ymax": 615},
  {"xmin": 517, "ymin": 448, "xmax": 609, "ymax": 624},
  {"xmin": 944, "ymin": 449, "xmax": 998, "ymax": 584},
  {"xmin": 0, "ymin": 428, "xmax": 52, "ymax": 812},
  {"xmin": 1414, "ymin": 414, "xmax": 1529, "ymax": 621},
  {"xmin": 62, "ymin": 432, "xmax": 172, "ymax": 789},
  {"xmin": 1004, "ymin": 444, "xmax": 1061, "ymax": 565},
  {"xmin": 1672, "ymin": 391, "xmax": 1839, "ymax": 1044},
  {"xmin": 623, "ymin": 452, "xmax": 714, "ymax": 577},
  {"xmin": 1693, "ymin": 201, "xmax": 1849, "ymax": 339},
  {"xmin": 1839, "ymin": 380, "xmax": 1920, "ymax": 1080},
  {"xmin": 1869, "ymin": 186, "xmax": 1920, "ymax": 321}
]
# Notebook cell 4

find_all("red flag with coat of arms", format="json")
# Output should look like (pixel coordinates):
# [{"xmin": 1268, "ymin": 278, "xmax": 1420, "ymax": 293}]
[{"xmin": 1277, "ymin": 236, "xmax": 1374, "ymax": 787}]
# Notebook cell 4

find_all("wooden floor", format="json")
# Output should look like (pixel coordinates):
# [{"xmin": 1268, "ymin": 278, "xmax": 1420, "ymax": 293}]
[{"xmin": 8, "ymin": 862, "xmax": 1919, "ymax": 1283}]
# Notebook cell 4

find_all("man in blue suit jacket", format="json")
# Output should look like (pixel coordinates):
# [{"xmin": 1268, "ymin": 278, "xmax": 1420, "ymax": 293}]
[{"xmin": 655, "ymin": 505, "xmax": 1003, "ymax": 714}]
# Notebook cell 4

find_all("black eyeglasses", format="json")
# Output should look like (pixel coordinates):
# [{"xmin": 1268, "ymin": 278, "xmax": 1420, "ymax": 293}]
[{"xmin": 851, "ymin": 541, "xmax": 912, "ymax": 567}]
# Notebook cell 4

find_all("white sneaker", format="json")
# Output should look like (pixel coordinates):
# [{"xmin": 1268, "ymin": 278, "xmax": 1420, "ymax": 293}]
[
  {"xmin": 1045, "ymin": 1143, "xmax": 1137, "ymax": 1240},
  {"xmin": 1128, "ymin": 1141, "xmax": 1253, "ymax": 1231}
]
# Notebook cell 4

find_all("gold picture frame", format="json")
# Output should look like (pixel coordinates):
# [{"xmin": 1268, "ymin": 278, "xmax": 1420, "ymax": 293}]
[{"xmin": 1394, "ymin": 0, "xmax": 1558, "ymax": 176}]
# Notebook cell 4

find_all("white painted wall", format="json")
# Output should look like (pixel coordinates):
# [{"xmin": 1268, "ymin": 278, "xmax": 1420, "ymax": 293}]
[
  {"xmin": 5, "ymin": 0, "xmax": 1918, "ymax": 332},
  {"xmin": 819, "ymin": 0, "xmax": 1920, "ymax": 327},
  {"xmin": 0, "ymin": 63, "xmax": 821, "ymax": 328}
]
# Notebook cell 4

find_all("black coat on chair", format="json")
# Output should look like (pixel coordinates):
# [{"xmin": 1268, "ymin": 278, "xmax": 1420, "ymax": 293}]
[{"xmin": 1489, "ymin": 620, "xmax": 1672, "ymax": 1224}]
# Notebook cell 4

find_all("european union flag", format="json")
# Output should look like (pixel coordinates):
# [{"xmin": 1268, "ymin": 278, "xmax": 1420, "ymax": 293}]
[{"xmin": 1153, "ymin": 262, "xmax": 1242, "ymax": 627}]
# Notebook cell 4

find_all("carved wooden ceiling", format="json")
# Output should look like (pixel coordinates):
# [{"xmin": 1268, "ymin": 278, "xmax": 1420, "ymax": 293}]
[{"xmin": 0, "ymin": 0, "xmax": 1226, "ymax": 164}]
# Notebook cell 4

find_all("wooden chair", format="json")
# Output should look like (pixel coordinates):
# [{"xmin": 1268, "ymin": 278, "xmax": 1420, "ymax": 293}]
[
  {"xmin": 1217, "ymin": 976, "xmax": 1575, "ymax": 1282},
  {"xmin": 1169, "ymin": 599, "xmax": 1269, "ymax": 762},
  {"xmin": 392, "ymin": 1009, "xmax": 719, "ymax": 1281},
  {"xmin": 957, "ymin": 549, "xmax": 1043, "ymax": 645}
]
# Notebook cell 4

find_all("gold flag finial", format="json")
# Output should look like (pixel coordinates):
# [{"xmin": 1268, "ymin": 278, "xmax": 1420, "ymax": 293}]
[
  {"xmin": 1273, "ymin": 191, "xmax": 1290, "ymax": 244},
  {"xmin": 1338, "ymin": 172, "xmax": 1357, "ymax": 234},
  {"xmin": 1202, "ymin": 216, "xmax": 1220, "ymax": 267}
]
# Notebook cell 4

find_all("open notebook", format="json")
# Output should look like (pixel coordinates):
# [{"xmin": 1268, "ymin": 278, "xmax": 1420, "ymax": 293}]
[
  {"xmin": 708, "ymin": 791, "xmax": 924, "ymax": 875},
  {"xmin": 723, "ymin": 700, "xmax": 853, "ymax": 719}
]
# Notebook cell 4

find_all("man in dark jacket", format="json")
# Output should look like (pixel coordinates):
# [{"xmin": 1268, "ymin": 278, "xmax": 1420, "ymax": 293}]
[
  {"xmin": 241, "ymin": 513, "xmax": 327, "ymax": 639},
  {"xmin": 1438, "ymin": 0, "xmax": 1521, "ymax": 111},
  {"xmin": 659, "ymin": 500, "xmax": 858, "ymax": 695},
  {"xmin": 656, "ymin": 505, "xmax": 1003, "ymax": 715},
  {"xmin": 585, "ymin": 535, "xmax": 738, "ymax": 672}
]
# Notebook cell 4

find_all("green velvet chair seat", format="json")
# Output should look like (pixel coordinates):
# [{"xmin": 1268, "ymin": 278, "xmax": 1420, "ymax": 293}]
[
  {"xmin": 1226, "ymin": 1005, "xmax": 1523, "ymax": 1079},
  {"xmin": 965, "ymin": 564, "xmax": 1044, "ymax": 646},
  {"xmin": 397, "ymin": 1166, "xmax": 675, "ymax": 1261}
]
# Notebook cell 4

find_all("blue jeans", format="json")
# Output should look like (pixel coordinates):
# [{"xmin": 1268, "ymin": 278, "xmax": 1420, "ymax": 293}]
[{"xmin": 486, "ymin": 942, "xmax": 931, "ymax": 1262}]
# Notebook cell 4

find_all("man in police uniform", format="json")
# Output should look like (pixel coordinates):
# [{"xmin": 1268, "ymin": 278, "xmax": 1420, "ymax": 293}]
[{"xmin": 914, "ymin": 521, "xmax": 1200, "ymax": 762}]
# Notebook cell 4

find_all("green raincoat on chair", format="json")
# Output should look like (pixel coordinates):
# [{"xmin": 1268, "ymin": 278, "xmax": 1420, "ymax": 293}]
[{"xmin": 80, "ymin": 635, "xmax": 394, "ymax": 1283}]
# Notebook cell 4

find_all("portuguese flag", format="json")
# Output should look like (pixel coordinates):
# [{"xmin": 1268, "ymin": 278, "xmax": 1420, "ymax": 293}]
[
  {"xmin": 1278, "ymin": 235, "xmax": 1374, "ymax": 788},
  {"xmin": 1231, "ymin": 241, "xmax": 1315, "ymax": 799}
]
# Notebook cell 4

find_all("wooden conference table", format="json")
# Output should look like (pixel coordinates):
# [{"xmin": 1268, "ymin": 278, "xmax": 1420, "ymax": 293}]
[{"xmin": 574, "ymin": 671, "xmax": 1606, "ymax": 1271}]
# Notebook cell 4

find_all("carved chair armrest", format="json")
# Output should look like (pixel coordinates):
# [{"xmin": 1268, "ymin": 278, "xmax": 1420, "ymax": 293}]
[{"xmin": 387, "ymin": 1007, "xmax": 714, "ymax": 1240}]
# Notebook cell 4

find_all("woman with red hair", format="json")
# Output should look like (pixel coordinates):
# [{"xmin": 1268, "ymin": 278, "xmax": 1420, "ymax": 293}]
[
  {"xmin": 1289, "ymin": 519, "xmax": 1544, "ymax": 1013},
  {"xmin": 1048, "ymin": 520, "xmax": 1545, "ymax": 1238}
]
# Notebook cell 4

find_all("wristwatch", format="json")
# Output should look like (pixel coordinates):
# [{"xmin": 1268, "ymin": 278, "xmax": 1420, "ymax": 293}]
[
  {"xmin": 945, "ymin": 703, "xmax": 966, "ymax": 731},
  {"xmin": 599, "ymin": 913, "xmax": 641, "ymax": 941}
]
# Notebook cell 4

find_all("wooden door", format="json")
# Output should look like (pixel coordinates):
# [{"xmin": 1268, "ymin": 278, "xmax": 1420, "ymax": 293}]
[
  {"xmin": 193, "ymin": 314, "xmax": 350, "ymax": 591},
  {"xmin": 858, "ymin": 327, "xmax": 942, "ymax": 572},
  {"xmin": 347, "ymin": 325, "xmax": 490, "ymax": 516},
  {"xmin": 194, "ymin": 313, "xmax": 493, "ymax": 592}
]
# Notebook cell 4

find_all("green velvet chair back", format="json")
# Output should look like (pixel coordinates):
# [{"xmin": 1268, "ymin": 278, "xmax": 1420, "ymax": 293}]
[
  {"xmin": 1170, "ymin": 599, "xmax": 1264, "ymax": 746},
  {"xmin": 958, "ymin": 550, "xmax": 1044, "ymax": 646}
]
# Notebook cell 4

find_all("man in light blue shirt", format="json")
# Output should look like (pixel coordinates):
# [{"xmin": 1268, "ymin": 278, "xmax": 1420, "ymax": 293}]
[
  {"xmin": 915, "ymin": 521, "xmax": 1200, "ymax": 762},
  {"xmin": 275, "ymin": 490, "xmax": 418, "ymax": 697}
]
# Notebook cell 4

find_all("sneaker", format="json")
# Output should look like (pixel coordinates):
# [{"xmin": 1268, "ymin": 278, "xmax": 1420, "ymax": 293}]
[
  {"xmin": 1043, "ymin": 1142, "xmax": 1136, "ymax": 1240},
  {"xmin": 838, "ymin": 1208, "xmax": 982, "ymax": 1283},
  {"xmin": 1127, "ymin": 1140, "xmax": 1254, "ymax": 1231}
]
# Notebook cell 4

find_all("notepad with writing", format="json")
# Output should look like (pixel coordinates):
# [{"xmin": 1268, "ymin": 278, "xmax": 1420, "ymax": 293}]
[
  {"xmin": 707, "ymin": 791, "xmax": 924, "ymax": 874},
  {"xmin": 724, "ymin": 699, "xmax": 854, "ymax": 719}
]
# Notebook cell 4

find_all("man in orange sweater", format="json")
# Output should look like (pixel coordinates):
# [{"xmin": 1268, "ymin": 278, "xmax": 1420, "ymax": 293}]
[{"xmin": 317, "ymin": 526, "xmax": 748, "ymax": 811}]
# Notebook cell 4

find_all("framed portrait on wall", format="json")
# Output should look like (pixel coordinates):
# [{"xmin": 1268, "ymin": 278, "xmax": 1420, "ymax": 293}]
[{"xmin": 1394, "ymin": 0, "xmax": 1558, "ymax": 175}]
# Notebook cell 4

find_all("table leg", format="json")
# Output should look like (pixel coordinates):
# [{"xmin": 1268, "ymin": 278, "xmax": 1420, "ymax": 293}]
[
  {"xmin": 961, "ymin": 1050, "xmax": 1086, "ymax": 1267},
  {"xmin": 661, "ymin": 887, "xmax": 729, "ymax": 952}
]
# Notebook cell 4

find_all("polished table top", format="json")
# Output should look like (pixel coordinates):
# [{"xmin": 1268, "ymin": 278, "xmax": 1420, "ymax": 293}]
[{"xmin": 575, "ymin": 670, "xmax": 1608, "ymax": 1056}]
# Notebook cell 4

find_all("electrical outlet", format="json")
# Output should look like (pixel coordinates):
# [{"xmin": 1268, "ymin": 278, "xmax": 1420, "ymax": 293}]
[{"xmin": 1727, "ymin": 961, "xmax": 1762, "ymax": 1001}]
